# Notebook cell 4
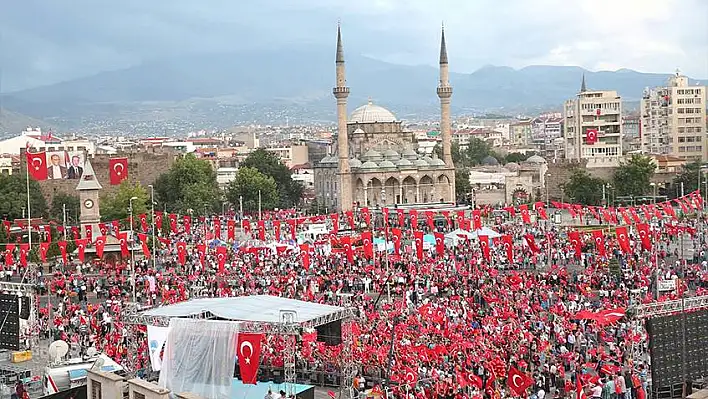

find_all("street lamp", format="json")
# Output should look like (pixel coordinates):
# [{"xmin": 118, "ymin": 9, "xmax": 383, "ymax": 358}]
[
  {"xmin": 545, "ymin": 173, "xmax": 551, "ymax": 207},
  {"xmin": 128, "ymin": 196, "xmax": 138, "ymax": 303},
  {"xmin": 148, "ymin": 185, "xmax": 156, "ymax": 271}
]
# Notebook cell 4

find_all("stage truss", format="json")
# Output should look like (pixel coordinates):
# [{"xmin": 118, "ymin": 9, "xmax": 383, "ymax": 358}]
[{"xmin": 124, "ymin": 300, "xmax": 359, "ymax": 399}]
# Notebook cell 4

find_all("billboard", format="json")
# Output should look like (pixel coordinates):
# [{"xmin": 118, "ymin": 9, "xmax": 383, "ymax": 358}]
[{"xmin": 46, "ymin": 151, "xmax": 67, "ymax": 180}]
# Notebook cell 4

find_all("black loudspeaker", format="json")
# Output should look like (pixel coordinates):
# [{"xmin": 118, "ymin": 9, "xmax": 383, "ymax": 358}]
[
  {"xmin": 647, "ymin": 309, "xmax": 708, "ymax": 389},
  {"xmin": 19, "ymin": 296, "xmax": 30, "ymax": 320},
  {"xmin": 316, "ymin": 320, "xmax": 342, "ymax": 346},
  {"xmin": 0, "ymin": 293, "xmax": 20, "ymax": 350}
]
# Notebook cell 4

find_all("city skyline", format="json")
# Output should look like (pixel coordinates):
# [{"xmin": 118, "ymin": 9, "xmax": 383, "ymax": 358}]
[{"xmin": 1, "ymin": 0, "xmax": 707, "ymax": 93}]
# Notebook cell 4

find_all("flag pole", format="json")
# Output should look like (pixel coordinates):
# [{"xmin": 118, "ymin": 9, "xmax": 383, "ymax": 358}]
[{"xmin": 25, "ymin": 147, "xmax": 32, "ymax": 251}]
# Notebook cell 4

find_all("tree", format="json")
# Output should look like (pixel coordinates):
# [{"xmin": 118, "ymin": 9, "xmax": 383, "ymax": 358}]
[
  {"xmin": 100, "ymin": 181, "xmax": 149, "ymax": 226},
  {"xmin": 671, "ymin": 161, "xmax": 704, "ymax": 198},
  {"xmin": 240, "ymin": 149, "xmax": 304, "ymax": 208},
  {"xmin": 153, "ymin": 154, "xmax": 221, "ymax": 215},
  {"xmin": 226, "ymin": 167, "xmax": 279, "ymax": 212},
  {"xmin": 504, "ymin": 152, "xmax": 533, "ymax": 164},
  {"xmin": 465, "ymin": 137, "xmax": 499, "ymax": 166},
  {"xmin": 49, "ymin": 192, "xmax": 80, "ymax": 224},
  {"xmin": 563, "ymin": 169, "xmax": 606, "ymax": 206},
  {"xmin": 612, "ymin": 155, "xmax": 655, "ymax": 197},
  {"xmin": 433, "ymin": 142, "xmax": 465, "ymax": 166},
  {"xmin": 455, "ymin": 167, "xmax": 471, "ymax": 197},
  {"xmin": 0, "ymin": 173, "xmax": 47, "ymax": 220}
]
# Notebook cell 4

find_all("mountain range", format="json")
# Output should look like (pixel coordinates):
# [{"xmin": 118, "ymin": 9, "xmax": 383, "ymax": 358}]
[{"xmin": 1, "ymin": 46, "xmax": 705, "ymax": 129}]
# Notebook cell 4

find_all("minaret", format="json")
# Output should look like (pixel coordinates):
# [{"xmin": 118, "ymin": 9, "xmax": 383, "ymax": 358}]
[
  {"xmin": 437, "ymin": 26, "xmax": 453, "ymax": 167},
  {"xmin": 333, "ymin": 24, "xmax": 353, "ymax": 211},
  {"xmin": 580, "ymin": 73, "xmax": 587, "ymax": 92}
]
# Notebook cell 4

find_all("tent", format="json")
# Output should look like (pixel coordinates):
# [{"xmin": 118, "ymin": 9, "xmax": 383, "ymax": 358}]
[
  {"xmin": 444, "ymin": 228, "xmax": 502, "ymax": 246},
  {"xmin": 469, "ymin": 227, "xmax": 502, "ymax": 239}
]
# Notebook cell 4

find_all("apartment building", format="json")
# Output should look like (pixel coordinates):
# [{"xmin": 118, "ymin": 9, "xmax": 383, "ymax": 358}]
[
  {"xmin": 509, "ymin": 119, "xmax": 533, "ymax": 146},
  {"xmin": 640, "ymin": 72, "xmax": 706, "ymax": 161},
  {"xmin": 563, "ymin": 77, "xmax": 623, "ymax": 167}
]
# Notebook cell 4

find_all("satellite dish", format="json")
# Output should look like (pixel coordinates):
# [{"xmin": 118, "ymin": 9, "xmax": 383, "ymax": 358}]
[
  {"xmin": 48, "ymin": 340, "xmax": 69, "ymax": 363},
  {"xmin": 90, "ymin": 357, "xmax": 105, "ymax": 371},
  {"xmin": 86, "ymin": 347, "xmax": 97, "ymax": 357}
]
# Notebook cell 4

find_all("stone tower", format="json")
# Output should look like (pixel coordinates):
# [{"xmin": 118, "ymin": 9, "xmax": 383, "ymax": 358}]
[
  {"xmin": 437, "ymin": 26, "xmax": 453, "ymax": 167},
  {"xmin": 333, "ymin": 24, "xmax": 353, "ymax": 211},
  {"xmin": 76, "ymin": 159, "xmax": 102, "ymax": 239}
]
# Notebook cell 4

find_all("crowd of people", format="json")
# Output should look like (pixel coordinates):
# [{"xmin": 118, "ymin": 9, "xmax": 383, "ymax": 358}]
[{"xmin": 4, "ymin": 201, "xmax": 708, "ymax": 398}]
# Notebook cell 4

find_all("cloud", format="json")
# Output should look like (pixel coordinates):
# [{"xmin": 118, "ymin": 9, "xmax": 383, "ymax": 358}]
[{"xmin": 1, "ymin": 0, "xmax": 705, "ymax": 92}]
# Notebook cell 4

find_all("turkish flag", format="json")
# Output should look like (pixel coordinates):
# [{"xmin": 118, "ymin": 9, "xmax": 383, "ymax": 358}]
[
  {"xmin": 330, "ymin": 213, "xmax": 339, "ymax": 233},
  {"xmin": 414, "ymin": 230, "xmax": 424, "ymax": 260},
  {"xmin": 391, "ymin": 228, "xmax": 402, "ymax": 255},
  {"xmin": 95, "ymin": 236, "xmax": 107, "ymax": 258},
  {"xmin": 362, "ymin": 231, "xmax": 373, "ymax": 259},
  {"xmin": 213, "ymin": 218, "xmax": 221, "ymax": 239},
  {"xmin": 19, "ymin": 243, "xmax": 29, "ymax": 266},
  {"xmin": 345, "ymin": 210, "xmax": 355, "ymax": 230},
  {"xmin": 425, "ymin": 211, "xmax": 434, "ymax": 230},
  {"xmin": 396, "ymin": 209, "xmax": 405, "ymax": 227},
  {"xmin": 26, "ymin": 151, "xmax": 48, "ymax": 180},
  {"xmin": 660, "ymin": 202, "xmax": 677, "ymax": 220},
  {"xmin": 176, "ymin": 241, "xmax": 187, "ymax": 265},
  {"xmin": 382, "ymin": 208, "xmax": 389, "ymax": 226},
  {"xmin": 524, "ymin": 234, "xmax": 540, "ymax": 253},
  {"xmin": 273, "ymin": 220, "xmax": 281, "ymax": 241},
  {"xmin": 287, "ymin": 219, "xmax": 296, "ymax": 240},
  {"xmin": 71, "ymin": 226, "xmax": 79, "ymax": 240},
  {"xmin": 4, "ymin": 244, "xmax": 14, "ymax": 266},
  {"xmin": 111, "ymin": 219, "xmax": 121, "ymax": 235},
  {"xmin": 507, "ymin": 366, "xmax": 534, "ymax": 396},
  {"xmin": 85, "ymin": 224, "xmax": 93, "ymax": 240},
  {"xmin": 586, "ymin": 128, "xmax": 598, "ymax": 144},
  {"xmin": 257, "ymin": 220, "xmax": 265, "ymax": 241},
  {"xmin": 196, "ymin": 243, "xmax": 206, "ymax": 265},
  {"xmin": 216, "ymin": 246, "xmax": 228, "ymax": 273},
  {"xmin": 597, "ymin": 308, "xmax": 626, "ymax": 326},
  {"xmin": 39, "ymin": 242, "xmax": 49, "ymax": 262},
  {"xmin": 227, "ymin": 219, "xmax": 236, "ymax": 240},
  {"xmin": 154, "ymin": 211, "xmax": 163, "ymax": 230},
  {"xmin": 242, "ymin": 219, "xmax": 251, "ymax": 235},
  {"xmin": 519, "ymin": 204, "xmax": 531, "ymax": 224},
  {"xmin": 299, "ymin": 244, "xmax": 311, "ymax": 270},
  {"xmin": 57, "ymin": 241, "xmax": 68, "ymax": 263},
  {"xmin": 535, "ymin": 202, "xmax": 548, "ymax": 220},
  {"xmin": 615, "ymin": 226, "xmax": 631, "ymax": 253},
  {"xmin": 403, "ymin": 367, "xmax": 418, "ymax": 386},
  {"xmin": 409, "ymin": 209, "xmax": 418, "ymax": 228},
  {"xmin": 362, "ymin": 207, "xmax": 371, "ymax": 226},
  {"xmin": 691, "ymin": 190, "xmax": 703, "ymax": 209},
  {"xmin": 501, "ymin": 235, "xmax": 513, "ymax": 261},
  {"xmin": 139, "ymin": 214, "xmax": 148, "ymax": 232},
  {"xmin": 434, "ymin": 232, "xmax": 445, "ymax": 255},
  {"xmin": 341, "ymin": 235, "xmax": 354, "ymax": 263},
  {"xmin": 138, "ymin": 233, "xmax": 150, "ymax": 258},
  {"xmin": 75, "ymin": 239, "xmax": 87, "ymax": 263},
  {"xmin": 592, "ymin": 230, "xmax": 606, "ymax": 257},
  {"xmin": 98, "ymin": 223, "xmax": 107, "ymax": 236},
  {"xmin": 472, "ymin": 210, "xmax": 482, "ymax": 230},
  {"xmin": 568, "ymin": 230, "xmax": 582, "ymax": 258},
  {"xmin": 479, "ymin": 235, "xmax": 490, "ymax": 261},
  {"xmin": 183, "ymin": 215, "xmax": 191, "ymax": 234},
  {"xmin": 504, "ymin": 206, "xmax": 516, "ymax": 217},
  {"xmin": 237, "ymin": 333, "xmax": 264, "ymax": 384},
  {"xmin": 636, "ymin": 223, "xmax": 652, "ymax": 251},
  {"xmin": 117, "ymin": 232, "xmax": 130, "ymax": 257},
  {"xmin": 169, "ymin": 214, "xmax": 177, "ymax": 233},
  {"xmin": 108, "ymin": 157, "xmax": 128, "ymax": 185}
]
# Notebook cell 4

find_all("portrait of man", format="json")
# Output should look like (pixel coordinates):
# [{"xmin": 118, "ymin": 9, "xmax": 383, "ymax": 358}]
[
  {"xmin": 67, "ymin": 154, "xmax": 84, "ymax": 179},
  {"xmin": 47, "ymin": 152, "xmax": 67, "ymax": 179}
]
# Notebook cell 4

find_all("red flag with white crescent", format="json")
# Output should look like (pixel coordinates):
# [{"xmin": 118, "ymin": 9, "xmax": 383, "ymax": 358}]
[
  {"xmin": 330, "ymin": 213, "xmax": 339, "ymax": 233},
  {"xmin": 108, "ymin": 157, "xmax": 129, "ymax": 185},
  {"xmin": 636, "ymin": 223, "xmax": 652, "ymax": 251},
  {"xmin": 479, "ymin": 235, "xmax": 490, "ymax": 261},
  {"xmin": 39, "ymin": 242, "xmax": 49, "ymax": 262},
  {"xmin": 169, "ymin": 213, "xmax": 177, "ymax": 233},
  {"xmin": 273, "ymin": 220, "xmax": 281, "ymax": 241},
  {"xmin": 409, "ymin": 209, "xmax": 418, "ymax": 228},
  {"xmin": 154, "ymin": 211, "xmax": 163, "ymax": 230},
  {"xmin": 535, "ymin": 202, "xmax": 548, "ymax": 220},
  {"xmin": 519, "ymin": 204, "xmax": 531, "ymax": 224},
  {"xmin": 19, "ymin": 243, "xmax": 29, "ymax": 266},
  {"xmin": 472, "ymin": 209, "xmax": 482, "ymax": 230},
  {"xmin": 425, "ymin": 211, "xmax": 434, "ymax": 230},
  {"xmin": 507, "ymin": 366, "xmax": 534, "ymax": 396},
  {"xmin": 242, "ymin": 219, "xmax": 251, "ymax": 235},
  {"xmin": 117, "ymin": 232, "xmax": 130, "ymax": 258},
  {"xmin": 98, "ymin": 223, "xmax": 108, "ymax": 236},
  {"xmin": 361, "ymin": 207, "xmax": 371, "ymax": 226},
  {"xmin": 502, "ymin": 234, "xmax": 513, "ymax": 261},
  {"xmin": 183, "ymin": 215, "xmax": 191, "ymax": 234},
  {"xmin": 524, "ymin": 234, "xmax": 539, "ymax": 253},
  {"xmin": 216, "ymin": 245, "xmax": 228, "ymax": 273},
  {"xmin": 591, "ymin": 230, "xmax": 605, "ymax": 257},
  {"xmin": 213, "ymin": 217, "xmax": 221, "ymax": 239},
  {"xmin": 585, "ymin": 128, "xmax": 598, "ymax": 145},
  {"xmin": 4, "ymin": 244, "xmax": 14, "ymax": 266},
  {"xmin": 341, "ymin": 235, "xmax": 353, "ymax": 263},
  {"xmin": 299, "ymin": 243, "xmax": 310, "ymax": 270},
  {"xmin": 176, "ymin": 241, "xmax": 187, "ymax": 265},
  {"xmin": 362, "ymin": 231, "xmax": 373, "ymax": 259},
  {"xmin": 237, "ymin": 333, "xmax": 264, "ymax": 384},
  {"xmin": 57, "ymin": 241, "xmax": 68, "ymax": 263},
  {"xmin": 95, "ymin": 235, "xmax": 107, "ymax": 258},
  {"xmin": 139, "ymin": 213, "xmax": 148, "ymax": 232},
  {"xmin": 568, "ymin": 230, "xmax": 582, "ymax": 259},
  {"xmin": 414, "ymin": 230, "xmax": 424, "ymax": 260},
  {"xmin": 257, "ymin": 220, "xmax": 265, "ymax": 241},
  {"xmin": 138, "ymin": 233, "xmax": 150, "ymax": 258},
  {"xmin": 615, "ymin": 226, "xmax": 631, "ymax": 253},
  {"xmin": 227, "ymin": 219, "xmax": 236, "ymax": 240},
  {"xmin": 75, "ymin": 239, "xmax": 87, "ymax": 263},
  {"xmin": 391, "ymin": 228, "xmax": 402, "ymax": 255},
  {"xmin": 287, "ymin": 219, "xmax": 297, "ymax": 240},
  {"xmin": 396, "ymin": 209, "xmax": 405, "ymax": 227},
  {"xmin": 26, "ymin": 151, "xmax": 48, "ymax": 180},
  {"xmin": 434, "ymin": 232, "xmax": 445, "ymax": 255}
]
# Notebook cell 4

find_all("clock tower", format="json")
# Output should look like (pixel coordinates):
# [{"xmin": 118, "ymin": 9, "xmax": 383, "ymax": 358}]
[{"xmin": 76, "ymin": 159, "xmax": 102, "ymax": 238}]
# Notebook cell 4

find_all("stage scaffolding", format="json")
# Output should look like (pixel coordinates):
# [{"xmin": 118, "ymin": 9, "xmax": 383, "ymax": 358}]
[{"xmin": 123, "ymin": 296, "xmax": 359, "ymax": 399}]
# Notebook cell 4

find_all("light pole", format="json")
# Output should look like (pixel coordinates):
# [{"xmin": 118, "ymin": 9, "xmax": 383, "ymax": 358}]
[
  {"xmin": 545, "ymin": 173, "xmax": 551, "ymax": 207},
  {"xmin": 62, "ymin": 204, "xmax": 67, "ymax": 241},
  {"xmin": 239, "ymin": 195, "xmax": 243, "ymax": 220},
  {"xmin": 650, "ymin": 183, "xmax": 657, "ymax": 205},
  {"xmin": 258, "ymin": 190, "xmax": 262, "ymax": 220},
  {"xmin": 128, "ymin": 196, "xmax": 138, "ymax": 303},
  {"xmin": 148, "ymin": 185, "xmax": 156, "ymax": 271}
]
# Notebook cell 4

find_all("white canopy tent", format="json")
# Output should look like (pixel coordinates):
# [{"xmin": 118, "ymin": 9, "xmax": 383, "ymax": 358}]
[{"xmin": 444, "ymin": 227, "xmax": 502, "ymax": 246}]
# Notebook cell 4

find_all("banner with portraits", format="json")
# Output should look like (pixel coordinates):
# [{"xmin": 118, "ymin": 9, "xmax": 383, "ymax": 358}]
[
  {"xmin": 66, "ymin": 151, "xmax": 85, "ymax": 180},
  {"xmin": 44, "ymin": 151, "xmax": 85, "ymax": 180}
]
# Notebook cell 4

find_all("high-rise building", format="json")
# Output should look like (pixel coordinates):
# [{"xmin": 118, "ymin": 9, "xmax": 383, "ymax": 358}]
[
  {"xmin": 563, "ymin": 75, "xmax": 623, "ymax": 167},
  {"xmin": 639, "ymin": 72, "xmax": 706, "ymax": 161}
]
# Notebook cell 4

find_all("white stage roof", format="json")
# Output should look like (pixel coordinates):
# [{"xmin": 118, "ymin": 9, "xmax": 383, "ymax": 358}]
[{"xmin": 142, "ymin": 295, "xmax": 347, "ymax": 326}]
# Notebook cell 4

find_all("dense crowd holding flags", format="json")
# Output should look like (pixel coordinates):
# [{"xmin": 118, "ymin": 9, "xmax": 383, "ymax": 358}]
[{"xmin": 2, "ymin": 185, "xmax": 708, "ymax": 398}]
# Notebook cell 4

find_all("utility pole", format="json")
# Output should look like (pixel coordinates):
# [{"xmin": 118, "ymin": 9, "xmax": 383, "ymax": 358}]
[
  {"xmin": 62, "ymin": 204, "xmax": 67, "ymax": 241},
  {"xmin": 258, "ymin": 190, "xmax": 262, "ymax": 220},
  {"xmin": 129, "ymin": 196, "xmax": 138, "ymax": 303},
  {"xmin": 149, "ymin": 185, "xmax": 156, "ymax": 271}
]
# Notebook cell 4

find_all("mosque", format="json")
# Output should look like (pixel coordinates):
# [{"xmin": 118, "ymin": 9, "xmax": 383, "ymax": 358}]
[{"xmin": 314, "ymin": 26, "xmax": 456, "ymax": 212}]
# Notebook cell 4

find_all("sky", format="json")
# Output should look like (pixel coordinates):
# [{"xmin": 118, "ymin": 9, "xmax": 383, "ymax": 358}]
[{"xmin": 1, "ymin": 0, "xmax": 706, "ymax": 92}]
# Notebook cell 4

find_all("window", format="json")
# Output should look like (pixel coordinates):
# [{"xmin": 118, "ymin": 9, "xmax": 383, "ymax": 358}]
[
  {"xmin": 686, "ymin": 136, "xmax": 695, "ymax": 143},
  {"xmin": 677, "ymin": 108, "xmax": 685, "ymax": 114},
  {"xmin": 679, "ymin": 137, "xmax": 686, "ymax": 143},
  {"xmin": 679, "ymin": 147, "xmax": 686, "ymax": 152},
  {"xmin": 134, "ymin": 393, "xmax": 146, "ymax": 399},
  {"xmin": 91, "ymin": 380, "xmax": 102, "ymax": 399}
]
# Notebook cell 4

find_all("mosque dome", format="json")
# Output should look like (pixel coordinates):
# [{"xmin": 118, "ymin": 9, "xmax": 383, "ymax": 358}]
[
  {"xmin": 349, "ymin": 158, "xmax": 362, "ymax": 168},
  {"xmin": 349, "ymin": 100, "xmax": 397, "ymax": 124},
  {"xmin": 361, "ymin": 149, "xmax": 383, "ymax": 162},
  {"xmin": 361, "ymin": 161, "xmax": 379, "ymax": 170},
  {"xmin": 525, "ymin": 155, "xmax": 547, "ymax": 164},
  {"xmin": 429, "ymin": 158, "xmax": 446, "ymax": 167},
  {"xmin": 383, "ymin": 149, "xmax": 400, "ymax": 161},
  {"xmin": 396, "ymin": 158, "xmax": 414, "ymax": 168},
  {"xmin": 319, "ymin": 155, "xmax": 336, "ymax": 165},
  {"xmin": 504, "ymin": 162, "xmax": 520, "ymax": 171},
  {"xmin": 414, "ymin": 159, "xmax": 430, "ymax": 167},
  {"xmin": 379, "ymin": 160, "xmax": 396, "ymax": 169},
  {"xmin": 481, "ymin": 155, "xmax": 499, "ymax": 166},
  {"xmin": 402, "ymin": 148, "xmax": 418, "ymax": 160}
]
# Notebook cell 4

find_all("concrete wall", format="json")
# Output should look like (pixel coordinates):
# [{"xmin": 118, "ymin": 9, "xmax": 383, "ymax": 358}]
[
  {"xmin": 545, "ymin": 158, "xmax": 616, "ymax": 202},
  {"xmin": 87, "ymin": 370, "xmax": 127, "ymax": 399},
  {"xmin": 22, "ymin": 148, "xmax": 179, "ymax": 207},
  {"xmin": 128, "ymin": 378, "xmax": 171, "ymax": 399}
]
